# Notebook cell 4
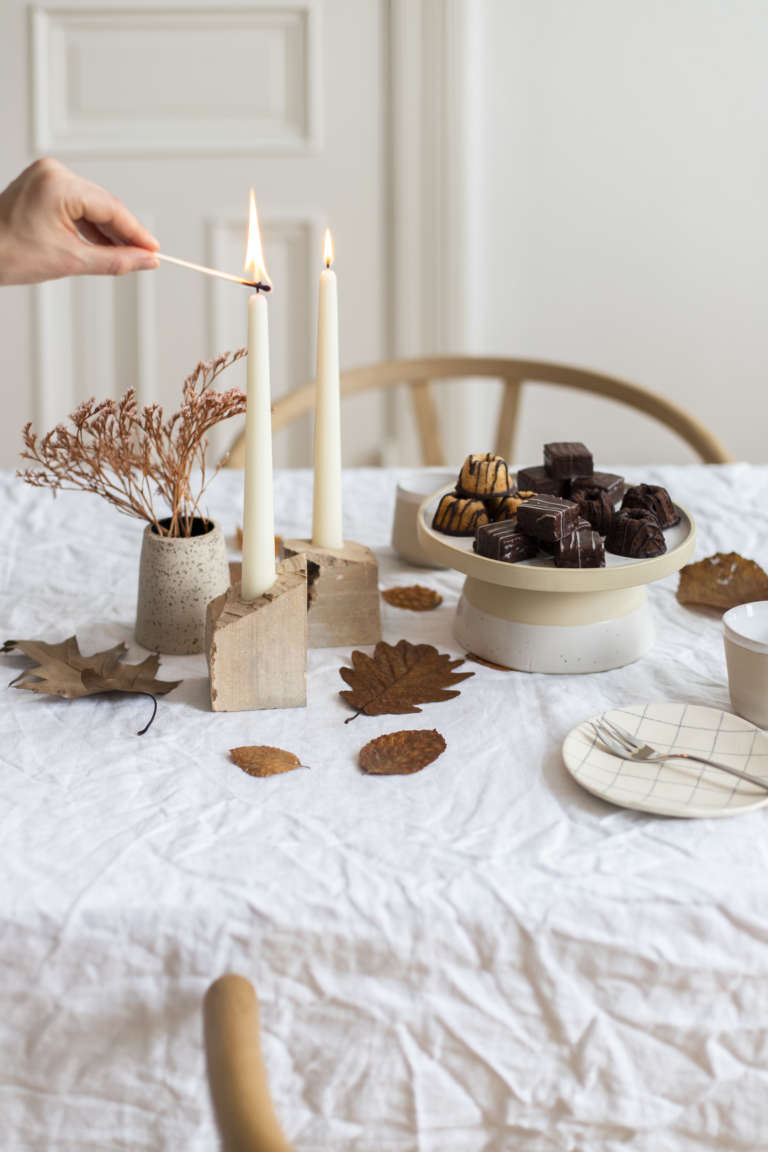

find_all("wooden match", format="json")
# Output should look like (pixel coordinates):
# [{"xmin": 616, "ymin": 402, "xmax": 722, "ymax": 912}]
[{"xmin": 154, "ymin": 252, "xmax": 271, "ymax": 291}]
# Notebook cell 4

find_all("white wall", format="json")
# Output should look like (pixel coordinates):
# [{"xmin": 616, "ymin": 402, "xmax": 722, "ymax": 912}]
[
  {"xmin": 471, "ymin": 0, "xmax": 768, "ymax": 466},
  {"xmin": 3, "ymin": 0, "xmax": 765, "ymax": 473},
  {"xmin": 0, "ymin": 0, "xmax": 389, "ymax": 473}
]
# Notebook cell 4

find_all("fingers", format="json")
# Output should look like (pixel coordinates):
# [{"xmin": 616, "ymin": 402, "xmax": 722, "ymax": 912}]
[
  {"xmin": 69, "ymin": 179, "xmax": 158, "ymax": 251},
  {"xmin": 74, "ymin": 219, "xmax": 113, "ymax": 247},
  {"xmin": 76, "ymin": 242, "xmax": 159, "ymax": 277}
]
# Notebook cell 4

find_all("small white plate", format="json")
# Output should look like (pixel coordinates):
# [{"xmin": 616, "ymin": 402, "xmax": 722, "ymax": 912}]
[{"xmin": 563, "ymin": 702, "xmax": 768, "ymax": 818}]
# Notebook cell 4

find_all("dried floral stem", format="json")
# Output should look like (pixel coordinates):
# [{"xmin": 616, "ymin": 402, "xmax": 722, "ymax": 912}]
[{"xmin": 18, "ymin": 348, "xmax": 247, "ymax": 538}]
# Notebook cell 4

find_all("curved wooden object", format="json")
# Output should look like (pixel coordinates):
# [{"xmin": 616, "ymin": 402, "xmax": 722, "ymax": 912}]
[
  {"xmin": 224, "ymin": 356, "xmax": 731, "ymax": 468},
  {"xmin": 204, "ymin": 974, "xmax": 293, "ymax": 1152}
]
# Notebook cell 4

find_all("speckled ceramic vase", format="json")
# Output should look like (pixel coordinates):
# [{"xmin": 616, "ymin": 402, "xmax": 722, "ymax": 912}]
[{"xmin": 135, "ymin": 518, "xmax": 230, "ymax": 655}]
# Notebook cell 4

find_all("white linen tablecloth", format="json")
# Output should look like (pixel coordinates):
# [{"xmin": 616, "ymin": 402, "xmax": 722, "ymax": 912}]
[{"xmin": 2, "ymin": 463, "xmax": 768, "ymax": 1152}]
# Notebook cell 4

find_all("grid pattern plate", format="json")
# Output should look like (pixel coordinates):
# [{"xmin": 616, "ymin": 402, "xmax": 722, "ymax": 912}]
[{"xmin": 563, "ymin": 702, "xmax": 768, "ymax": 818}]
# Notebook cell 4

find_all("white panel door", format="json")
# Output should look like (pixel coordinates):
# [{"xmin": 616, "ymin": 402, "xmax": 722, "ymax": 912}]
[{"xmin": 0, "ymin": 0, "xmax": 388, "ymax": 472}]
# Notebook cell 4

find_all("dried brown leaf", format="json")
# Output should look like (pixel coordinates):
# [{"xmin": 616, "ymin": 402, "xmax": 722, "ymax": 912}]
[
  {"xmin": 381, "ymin": 585, "xmax": 443, "ymax": 611},
  {"xmin": 359, "ymin": 729, "xmax": 446, "ymax": 775},
  {"xmin": 3, "ymin": 636, "xmax": 180, "ymax": 733},
  {"xmin": 230, "ymin": 745, "xmax": 305, "ymax": 777},
  {"xmin": 339, "ymin": 639, "xmax": 473, "ymax": 721},
  {"xmin": 677, "ymin": 552, "xmax": 768, "ymax": 610}
]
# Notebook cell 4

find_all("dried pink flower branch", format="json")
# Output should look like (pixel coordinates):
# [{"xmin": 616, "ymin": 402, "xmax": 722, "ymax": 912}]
[{"xmin": 18, "ymin": 348, "xmax": 247, "ymax": 537}]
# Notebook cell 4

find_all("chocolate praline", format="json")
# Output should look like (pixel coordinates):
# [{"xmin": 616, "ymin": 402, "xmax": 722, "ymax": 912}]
[
  {"xmin": 517, "ymin": 495, "xmax": 580, "ymax": 543},
  {"xmin": 554, "ymin": 528, "xmax": 606, "ymax": 568},
  {"xmin": 474, "ymin": 521, "xmax": 539, "ymax": 563},
  {"xmin": 515, "ymin": 465, "xmax": 568, "ymax": 497},
  {"xmin": 570, "ymin": 471, "xmax": 624, "ymax": 507},
  {"xmin": 540, "ymin": 517, "xmax": 590, "ymax": 554},
  {"xmin": 543, "ymin": 441, "xmax": 594, "ymax": 479}
]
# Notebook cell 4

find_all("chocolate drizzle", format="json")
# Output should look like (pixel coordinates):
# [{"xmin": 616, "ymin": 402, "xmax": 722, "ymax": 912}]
[
  {"xmin": 517, "ymin": 495, "xmax": 580, "ymax": 543},
  {"xmin": 554, "ymin": 527, "xmax": 606, "ymax": 568},
  {"xmin": 457, "ymin": 453, "xmax": 513, "ymax": 497},
  {"xmin": 571, "ymin": 486, "xmax": 614, "ymax": 534},
  {"xmin": 605, "ymin": 508, "xmax": 666, "ymax": 558},
  {"xmin": 431, "ymin": 491, "xmax": 489, "ymax": 536},
  {"xmin": 621, "ymin": 484, "xmax": 679, "ymax": 529},
  {"xmin": 474, "ymin": 521, "xmax": 538, "ymax": 563}
]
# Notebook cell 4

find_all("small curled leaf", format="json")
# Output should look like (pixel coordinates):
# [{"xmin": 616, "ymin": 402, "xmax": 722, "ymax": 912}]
[
  {"xmin": 230, "ymin": 745, "xmax": 307, "ymax": 777},
  {"xmin": 381, "ymin": 585, "xmax": 442, "ymax": 611}
]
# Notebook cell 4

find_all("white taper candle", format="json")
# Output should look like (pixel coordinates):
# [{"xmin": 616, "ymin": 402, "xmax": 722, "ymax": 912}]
[
  {"xmin": 312, "ymin": 230, "xmax": 343, "ymax": 549},
  {"xmin": 241, "ymin": 289, "xmax": 276, "ymax": 600}
]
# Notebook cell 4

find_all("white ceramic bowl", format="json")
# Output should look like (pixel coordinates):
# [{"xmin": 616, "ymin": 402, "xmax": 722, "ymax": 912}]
[
  {"xmin": 723, "ymin": 601, "xmax": 768, "ymax": 653},
  {"xmin": 391, "ymin": 469, "xmax": 457, "ymax": 567}
]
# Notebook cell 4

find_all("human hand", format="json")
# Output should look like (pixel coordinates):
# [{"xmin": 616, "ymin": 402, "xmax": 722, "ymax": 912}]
[{"xmin": 0, "ymin": 158, "xmax": 159, "ymax": 286}]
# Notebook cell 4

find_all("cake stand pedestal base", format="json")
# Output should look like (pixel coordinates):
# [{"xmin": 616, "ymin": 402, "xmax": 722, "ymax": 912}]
[
  {"xmin": 455, "ymin": 577, "xmax": 654, "ymax": 674},
  {"xmin": 206, "ymin": 561, "xmax": 308, "ymax": 711},
  {"xmin": 283, "ymin": 539, "xmax": 381, "ymax": 649}
]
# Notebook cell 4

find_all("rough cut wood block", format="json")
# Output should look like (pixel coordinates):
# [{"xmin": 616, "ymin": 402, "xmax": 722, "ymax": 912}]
[
  {"xmin": 283, "ymin": 539, "xmax": 382, "ymax": 649},
  {"xmin": 206, "ymin": 561, "xmax": 307, "ymax": 712}
]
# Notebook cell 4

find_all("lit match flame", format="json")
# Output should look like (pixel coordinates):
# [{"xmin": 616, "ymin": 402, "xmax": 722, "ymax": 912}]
[
  {"xmin": 244, "ymin": 189, "xmax": 271, "ymax": 288},
  {"xmin": 323, "ymin": 227, "xmax": 334, "ymax": 269}
]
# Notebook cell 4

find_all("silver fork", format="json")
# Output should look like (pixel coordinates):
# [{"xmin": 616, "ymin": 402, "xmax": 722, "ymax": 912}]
[{"xmin": 591, "ymin": 717, "xmax": 768, "ymax": 793}]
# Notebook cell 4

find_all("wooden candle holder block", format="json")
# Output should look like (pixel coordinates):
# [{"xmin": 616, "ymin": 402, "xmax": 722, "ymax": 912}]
[
  {"xmin": 283, "ymin": 539, "xmax": 382, "ymax": 649},
  {"xmin": 206, "ymin": 559, "xmax": 307, "ymax": 712}
]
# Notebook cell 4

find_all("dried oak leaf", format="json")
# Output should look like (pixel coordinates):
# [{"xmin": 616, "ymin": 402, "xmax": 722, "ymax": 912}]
[
  {"xmin": 230, "ymin": 745, "xmax": 306, "ymax": 777},
  {"xmin": 359, "ymin": 728, "xmax": 446, "ymax": 775},
  {"xmin": 677, "ymin": 552, "xmax": 768, "ymax": 610},
  {"xmin": 339, "ymin": 638, "xmax": 473, "ymax": 722},
  {"xmin": 2, "ymin": 636, "xmax": 180, "ymax": 734},
  {"xmin": 381, "ymin": 585, "xmax": 443, "ymax": 611}
]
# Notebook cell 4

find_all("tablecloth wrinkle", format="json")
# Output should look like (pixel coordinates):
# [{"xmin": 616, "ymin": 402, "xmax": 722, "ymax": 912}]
[{"xmin": 3, "ymin": 464, "xmax": 768, "ymax": 1150}]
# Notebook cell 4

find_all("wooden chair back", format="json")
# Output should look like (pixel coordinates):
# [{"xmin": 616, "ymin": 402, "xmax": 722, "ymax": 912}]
[{"xmin": 224, "ymin": 356, "xmax": 731, "ymax": 467}]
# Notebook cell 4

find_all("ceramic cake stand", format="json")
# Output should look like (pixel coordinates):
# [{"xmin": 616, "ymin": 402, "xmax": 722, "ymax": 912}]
[{"xmin": 416, "ymin": 487, "xmax": 696, "ymax": 673}]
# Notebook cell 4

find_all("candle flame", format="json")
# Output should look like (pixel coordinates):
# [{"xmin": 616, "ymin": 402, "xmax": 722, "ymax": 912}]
[
  {"xmin": 323, "ymin": 227, "xmax": 334, "ymax": 268},
  {"xmin": 244, "ymin": 190, "xmax": 271, "ymax": 286}
]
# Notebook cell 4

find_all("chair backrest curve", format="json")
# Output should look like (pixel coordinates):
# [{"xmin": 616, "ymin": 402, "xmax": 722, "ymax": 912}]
[{"xmin": 224, "ymin": 355, "xmax": 731, "ymax": 468}]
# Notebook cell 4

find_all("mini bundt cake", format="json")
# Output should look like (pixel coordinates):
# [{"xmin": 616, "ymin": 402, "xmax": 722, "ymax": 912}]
[
  {"xmin": 571, "ymin": 485, "xmax": 614, "ymax": 535},
  {"xmin": 431, "ymin": 491, "xmax": 490, "ymax": 536},
  {"xmin": 605, "ymin": 508, "xmax": 666, "ymax": 558},
  {"xmin": 621, "ymin": 483, "xmax": 679, "ymax": 529},
  {"xmin": 456, "ymin": 453, "xmax": 512, "ymax": 498}
]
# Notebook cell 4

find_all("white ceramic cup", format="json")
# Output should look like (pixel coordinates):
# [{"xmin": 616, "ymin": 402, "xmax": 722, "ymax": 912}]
[
  {"xmin": 391, "ymin": 469, "xmax": 456, "ymax": 567},
  {"xmin": 723, "ymin": 601, "xmax": 768, "ymax": 727}
]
